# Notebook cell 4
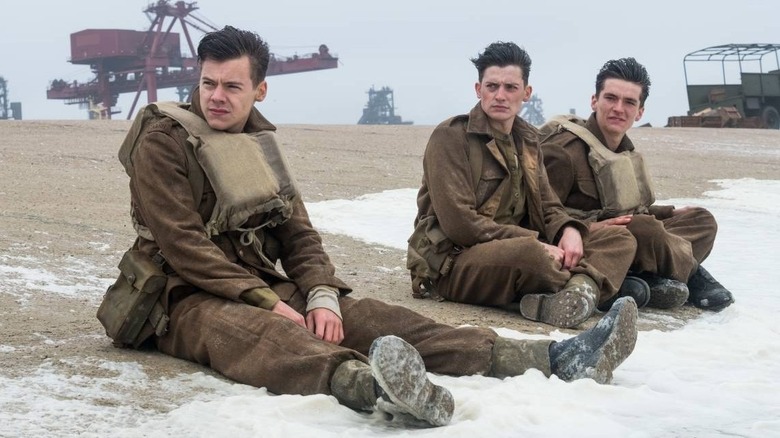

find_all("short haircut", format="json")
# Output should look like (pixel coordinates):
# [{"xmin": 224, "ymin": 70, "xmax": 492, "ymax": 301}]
[
  {"xmin": 595, "ymin": 57, "xmax": 651, "ymax": 106},
  {"xmin": 197, "ymin": 25, "xmax": 270, "ymax": 85},
  {"xmin": 471, "ymin": 41, "xmax": 532, "ymax": 84}
]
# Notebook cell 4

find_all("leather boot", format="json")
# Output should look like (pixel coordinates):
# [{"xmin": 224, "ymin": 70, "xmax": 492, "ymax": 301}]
[
  {"xmin": 330, "ymin": 336, "xmax": 454, "ymax": 427},
  {"xmin": 330, "ymin": 359, "xmax": 378, "ymax": 412},
  {"xmin": 687, "ymin": 266, "xmax": 734, "ymax": 311},
  {"xmin": 637, "ymin": 272, "xmax": 689, "ymax": 309},
  {"xmin": 598, "ymin": 275, "xmax": 650, "ymax": 311},
  {"xmin": 519, "ymin": 274, "xmax": 598, "ymax": 328},
  {"xmin": 488, "ymin": 336, "xmax": 554, "ymax": 378},
  {"xmin": 548, "ymin": 296, "xmax": 638, "ymax": 384}
]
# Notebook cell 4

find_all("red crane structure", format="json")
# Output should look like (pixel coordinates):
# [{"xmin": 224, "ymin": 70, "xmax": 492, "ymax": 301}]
[{"xmin": 46, "ymin": 1, "xmax": 338, "ymax": 119}]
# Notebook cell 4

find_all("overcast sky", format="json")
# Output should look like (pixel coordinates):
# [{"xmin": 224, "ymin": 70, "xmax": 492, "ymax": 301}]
[{"xmin": 1, "ymin": 0, "xmax": 779, "ymax": 127}]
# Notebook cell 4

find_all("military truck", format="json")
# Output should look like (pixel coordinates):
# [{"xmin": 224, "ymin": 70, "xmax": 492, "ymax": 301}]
[{"xmin": 683, "ymin": 43, "xmax": 780, "ymax": 129}]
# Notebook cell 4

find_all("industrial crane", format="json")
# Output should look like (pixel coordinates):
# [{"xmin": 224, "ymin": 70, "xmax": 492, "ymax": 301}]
[{"xmin": 46, "ymin": 1, "xmax": 338, "ymax": 119}]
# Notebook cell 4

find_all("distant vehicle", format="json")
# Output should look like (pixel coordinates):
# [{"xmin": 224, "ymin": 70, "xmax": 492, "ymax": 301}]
[{"xmin": 683, "ymin": 43, "xmax": 780, "ymax": 129}]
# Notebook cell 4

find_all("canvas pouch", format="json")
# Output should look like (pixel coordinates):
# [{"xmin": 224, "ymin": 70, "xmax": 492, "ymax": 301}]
[
  {"xmin": 97, "ymin": 250, "xmax": 168, "ymax": 348},
  {"xmin": 406, "ymin": 216, "xmax": 456, "ymax": 299}
]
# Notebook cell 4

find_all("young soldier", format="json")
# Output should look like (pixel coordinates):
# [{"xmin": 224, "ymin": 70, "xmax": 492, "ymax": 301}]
[
  {"xmin": 103, "ymin": 27, "xmax": 640, "ymax": 428},
  {"xmin": 408, "ymin": 41, "xmax": 639, "ymax": 328},
  {"xmin": 540, "ymin": 57, "xmax": 734, "ymax": 311}
]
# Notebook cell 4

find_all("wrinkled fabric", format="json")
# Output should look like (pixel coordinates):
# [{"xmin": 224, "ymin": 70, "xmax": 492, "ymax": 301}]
[
  {"xmin": 128, "ymin": 91, "xmax": 512, "ymax": 399},
  {"xmin": 413, "ymin": 104, "xmax": 636, "ymax": 304},
  {"xmin": 130, "ymin": 92, "xmax": 348, "ymax": 306},
  {"xmin": 156, "ymin": 291, "xmax": 501, "ymax": 395},
  {"xmin": 542, "ymin": 112, "xmax": 717, "ymax": 281}
]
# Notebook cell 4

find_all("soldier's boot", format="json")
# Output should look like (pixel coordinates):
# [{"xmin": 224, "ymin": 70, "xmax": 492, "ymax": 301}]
[
  {"xmin": 636, "ymin": 272, "xmax": 689, "ymax": 309},
  {"xmin": 519, "ymin": 274, "xmax": 598, "ymax": 328},
  {"xmin": 687, "ymin": 265, "xmax": 735, "ymax": 311},
  {"xmin": 491, "ymin": 297, "xmax": 638, "ymax": 384},
  {"xmin": 548, "ymin": 296, "xmax": 638, "ymax": 384},
  {"xmin": 598, "ymin": 275, "xmax": 651, "ymax": 311},
  {"xmin": 330, "ymin": 336, "xmax": 454, "ymax": 427}
]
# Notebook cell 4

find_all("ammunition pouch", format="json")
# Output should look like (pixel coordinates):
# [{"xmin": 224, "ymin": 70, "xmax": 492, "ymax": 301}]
[
  {"xmin": 97, "ymin": 250, "xmax": 169, "ymax": 348},
  {"xmin": 406, "ymin": 216, "xmax": 457, "ymax": 300}
]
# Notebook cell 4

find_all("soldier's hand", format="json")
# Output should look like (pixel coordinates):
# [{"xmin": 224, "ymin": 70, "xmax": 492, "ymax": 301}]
[
  {"xmin": 671, "ymin": 206, "xmax": 694, "ymax": 217},
  {"xmin": 558, "ymin": 226, "xmax": 584, "ymax": 270},
  {"xmin": 271, "ymin": 300, "xmax": 306, "ymax": 328},
  {"xmin": 589, "ymin": 215, "xmax": 632, "ymax": 232},
  {"xmin": 306, "ymin": 308, "xmax": 345, "ymax": 345},
  {"xmin": 541, "ymin": 242, "xmax": 564, "ymax": 268}
]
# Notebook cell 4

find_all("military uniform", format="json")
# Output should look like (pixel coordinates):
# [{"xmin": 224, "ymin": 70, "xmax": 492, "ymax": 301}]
[
  {"xmin": 409, "ymin": 104, "xmax": 637, "ymax": 307},
  {"xmin": 127, "ymin": 90, "xmax": 509, "ymax": 397},
  {"xmin": 541, "ymin": 113, "xmax": 717, "ymax": 282}
]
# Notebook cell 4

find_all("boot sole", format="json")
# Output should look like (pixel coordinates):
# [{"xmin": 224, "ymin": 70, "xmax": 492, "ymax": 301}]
[
  {"xmin": 579, "ymin": 297, "xmax": 638, "ymax": 384},
  {"xmin": 519, "ymin": 291, "xmax": 595, "ymax": 328},
  {"xmin": 647, "ymin": 283, "xmax": 689, "ymax": 309},
  {"xmin": 369, "ymin": 335, "xmax": 454, "ymax": 427}
]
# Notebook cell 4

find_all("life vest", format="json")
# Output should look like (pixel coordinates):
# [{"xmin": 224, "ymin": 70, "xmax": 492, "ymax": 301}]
[
  {"xmin": 542, "ymin": 115, "xmax": 655, "ymax": 218},
  {"xmin": 118, "ymin": 101, "xmax": 299, "ymax": 241}
]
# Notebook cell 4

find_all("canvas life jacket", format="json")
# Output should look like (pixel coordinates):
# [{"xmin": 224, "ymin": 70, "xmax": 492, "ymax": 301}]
[
  {"xmin": 542, "ymin": 115, "xmax": 655, "ymax": 218},
  {"xmin": 118, "ymin": 101, "xmax": 299, "ymax": 241}
]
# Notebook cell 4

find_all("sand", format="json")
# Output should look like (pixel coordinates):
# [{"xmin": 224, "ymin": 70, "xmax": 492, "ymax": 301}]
[{"xmin": 1, "ymin": 119, "xmax": 778, "ymax": 402}]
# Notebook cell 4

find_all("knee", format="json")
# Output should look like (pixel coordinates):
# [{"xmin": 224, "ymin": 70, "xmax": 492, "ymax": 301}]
[
  {"xmin": 627, "ymin": 215, "xmax": 666, "ymax": 243},
  {"xmin": 691, "ymin": 207, "xmax": 718, "ymax": 234},
  {"xmin": 592, "ymin": 225, "xmax": 637, "ymax": 249}
]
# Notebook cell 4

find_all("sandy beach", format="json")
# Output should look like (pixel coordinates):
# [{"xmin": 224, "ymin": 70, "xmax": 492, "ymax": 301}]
[{"xmin": 1, "ymin": 119, "xmax": 779, "ymax": 430}]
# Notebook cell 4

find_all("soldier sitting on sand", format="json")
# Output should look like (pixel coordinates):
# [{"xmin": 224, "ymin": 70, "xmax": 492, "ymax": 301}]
[
  {"xmin": 99, "ymin": 27, "xmax": 641, "ymax": 428},
  {"xmin": 540, "ymin": 57, "xmax": 734, "ymax": 312}
]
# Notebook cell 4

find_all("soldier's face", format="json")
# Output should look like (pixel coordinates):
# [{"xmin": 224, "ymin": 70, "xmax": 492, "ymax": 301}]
[
  {"xmin": 591, "ymin": 78, "xmax": 644, "ymax": 140},
  {"xmin": 199, "ymin": 56, "xmax": 267, "ymax": 133},
  {"xmin": 475, "ymin": 65, "xmax": 532, "ymax": 134}
]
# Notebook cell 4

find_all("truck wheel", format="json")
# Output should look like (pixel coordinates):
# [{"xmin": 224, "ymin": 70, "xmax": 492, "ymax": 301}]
[{"xmin": 762, "ymin": 106, "xmax": 780, "ymax": 129}]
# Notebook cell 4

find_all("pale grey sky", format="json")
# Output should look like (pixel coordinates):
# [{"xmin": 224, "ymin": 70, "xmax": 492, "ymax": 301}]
[{"xmin": 1, "ymin": 0, "xmax": 779, "ymax": 127}]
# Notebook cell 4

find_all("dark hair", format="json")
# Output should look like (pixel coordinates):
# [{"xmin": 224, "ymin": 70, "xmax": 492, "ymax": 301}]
[
  {"xmin": 470, "ymin": 41, "xmax": 532, "ymax": 83},
  {"xmin": 197, "ymin": 25, "xmax": 270, "ymax": 85},
  {"xmin": 595, "ymin": 57, "xmax": 651, "ymax": 106}
]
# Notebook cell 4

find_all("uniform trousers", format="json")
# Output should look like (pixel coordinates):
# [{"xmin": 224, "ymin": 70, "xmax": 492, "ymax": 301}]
[
  {"xmin": 156, "ymin": 286, "xmax": 499, "ymax": 396},
  {"xmin": 627, "ymin": 207, "xmax": 717, "ymax": 282},
  {"xmin": 436, "ymin": 227, "xmax": 637, "ymax": 307}
]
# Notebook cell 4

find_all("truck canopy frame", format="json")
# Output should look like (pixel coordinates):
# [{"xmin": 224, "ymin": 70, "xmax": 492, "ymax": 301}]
[
  {"xmin": 684, "ymin": 43, "xmax": 780, "ymax": 86},
  {"xmin": 682, "ymin": 43, "xmax": 780, "ymax": 128}
]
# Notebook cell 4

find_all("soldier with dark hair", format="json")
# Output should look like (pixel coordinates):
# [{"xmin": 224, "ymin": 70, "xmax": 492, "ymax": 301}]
[
  {"xmin": 541, "ymin": 57, "xmax": 734, "ymax": 311},
  {"xmin": 407, "ymin": 41, "xmax": 640, "ymax": 330},
  {"xmin": 106, "ymin": 28, "xmax": 641, "ymax": 429}
]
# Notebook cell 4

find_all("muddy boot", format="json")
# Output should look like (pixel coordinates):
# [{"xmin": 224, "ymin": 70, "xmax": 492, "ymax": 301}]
[
  {"xmin": 488, "ymin": 337, "xmax": 554, "ymax": 378},
  {"xmin": 598, "ymin": 276, "xmax": 650, "ymax": 311},
  {"xmin": 687, "ymin": 266, "xmax": 735, "ymax": 311},
  {"xmin": 637, "ymin": 272, "xmax": 689, "ymax": 309},
  {"xmin": 330, "ymin": 359, "xmax": 379, "ymax": 412},
  {"xmin": 548, "ymin": 296, "xmax": 638, "ymax": 384},
  {"xmin": 519, "ymin": 274, "xmax": 598, "ymax": 328},
  {"xmin": 330, "ymin": 341, "xmax": 454, "ymax": 428},
  {"xmin": 370, "ymin": 335, "xmax": 454, "ymax": 427}
]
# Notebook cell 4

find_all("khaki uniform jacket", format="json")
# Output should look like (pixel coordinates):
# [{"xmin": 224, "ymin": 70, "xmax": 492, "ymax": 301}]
[
  {"xmin": 129, "ymin": 91, "xmax": 349, "ymax": 309},
  {"xmin": 415, "ymin": 103, "xmax": 586, "ymax": 249},
  {"xmin": 541, "ymin": 113, "xmax": 674, "ymax": 221}
]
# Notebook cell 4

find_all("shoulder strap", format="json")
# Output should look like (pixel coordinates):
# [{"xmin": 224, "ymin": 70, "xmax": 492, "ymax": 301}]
[
  {"xmin": 149, "ymin": 102, "xmax": 206, "ymax": 204},
  {"xmin": 545, "ymin": 115, "xmax": 613, "ymax": 156},
  {"xmin": 119, "ymin": 102, "xmax": 206, "ymax": 241},
  {"xmin": 151, "ymin": 102, "xmax": 212, "ymax": 137}
]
